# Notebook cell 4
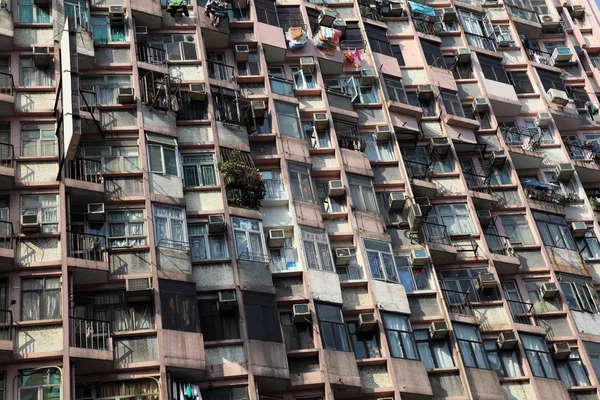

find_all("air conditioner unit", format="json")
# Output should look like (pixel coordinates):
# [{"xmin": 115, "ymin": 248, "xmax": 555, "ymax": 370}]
[
  {"xmin": 551, "ymin": 47, "xmax": 572, "ymax": 65},
  {"xmin": 410, "ymin": 248, "xmax": 429, "ymax": 266},
  {"xmin": 32, "ymin": 46, "xmax": 52, "ymax": 66},
  {"xmin": 208, "ymin": 214, "xmax": 226, "ymax": 233},
  {"xmin": 546, "ymin": 88, "xmax": 569, "ymax": 107},
  {"xmin": 21, "ymin": 214, "xmax": 40, "ymax": 232},
  {"xmin": 87, "ymin": 203, "xmax": 105, "ymax": 222},
  {"xmin": 188, "ymin": 83, "xmax": 206, "ymax": 101},
  {"xmin": 218, "ymin": 291, "xmax": 237, "ymax": 312},
  {"xmin": 328, "ymin": 180, "xmax": 346, "ymax": 197},
  {"xmin": 408, "ymin": 204, "xmax": 423, "ymax": 231},
  {"xmin": 429, "ymin": 321, "xmax": 449, "ymax": 339},
  {"xmin": 497, "ymin": 331, "xmax": 518, "ymax": 349},
  {"xmin": 375, "ymin": 125, "xmax": 392, "ymax": 141},
  {"xmin": 552, "ymin": 342, "xmax": 571, "ymax": 359},
  {"xmin": 571, "ymin": 221, "xmax": 587, "ymax": 237},
  {"xmin": 109, "ymin": 5, "xmax": 125, "ymax": 24},
  {"xmin": 251, "ymin": 101, "xmax": 266, "ymax": 118},
  {"xmin": 491, "ymin": 150, "xmax": 507, "ymax": 167},
  {"xmin": 318, "ymin": 9, "xmax": 337, "ymax": 27},
  {"xmin": 235, "ymin": 44, "xmax": 250, "ymax": 62},
  {"xmin": 540, "ymin": 14, "xmax": 560, "ymax": 28},
  {"xmin": 300, "ymin": 57, "xmax": 316, "ymax": 74},
  {"xmin": 535, "ymin": 112, "xmax": 552, "ymax": 127},
  {"xmin": 388, "ymin": 3, "xmax": 403, "ymax": 16},
  {"xmin": 293, "ymin": 303, "xmax": 311, "ymax": 323},
  {"xmin": 117, "ymin": 87, "xmax": 135, "ymax": 104},
  {"xmin": 497, "ymin": 34, "xmax": 513, "ymax": 47},
  {"xmin": 335, "ymin": 248, "xmax": 352, "ymax": 266},
  {"xmin": 442, "ymin": 7, "xmax": 456, "ymax": 22},
  {"xmin": 476, "ymin": 272, "xmax": 498, "ymax": 290},
  {"xmin": 477, "ymin": 210, "xmax": 492, "ymax": 226},
  {"xmin": 360, "ymin": 69, "xmax": 376, "ymax": 85},
  {"xmin": 540, "ymin": 282, "xmax": 560, "ymax": 299},
  {"xmin": 456, "ymin": 48, "xmax": 471, "ymax": 64},
  {"xmin": 135, "ymin": 26, "xmax": 148, "ymax": 35},
  {"xmin": 126, "ymin": 277, "xmax": 151, "ymax": 292},
  {"xmin": 555, "ymin": 162, "xmax": 575, "ymax": 180},
  {"xmin": 417, "ymin": 84, "xmax": 434, "ymax": 100},
  {"xmin": 358, "ymin": 313, "xmax": 377, "ymax": 332},
  {"xmin": 414, "ymin": 197, "xmax": 432, "ymax": 215},
  {"xmin": 268, "ymin": 229, "xmax": 286, "ymax": 247},
  {"xmin": 429, "ymin": 137, "xmax": 451, "ymax": 155},
  {"xmin": 472, "ymin": 97, "xmax": 489, "ymax": 113},
  {"xmin": 313, "ymin": 113, "xmax": 328, "ymax": 129},
  {"xmin": 387, "ymin": 192, "xmax": 406, "ymax": 211},
  {"xmin": 571, "ymin": 5, "xmax": 585, "ymax": 17}
]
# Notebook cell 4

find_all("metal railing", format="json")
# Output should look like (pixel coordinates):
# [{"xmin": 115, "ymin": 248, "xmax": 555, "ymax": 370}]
[
  {"xmin": 0, "ymin": 72, "xmax": 14, "ymax": 96},
  {"xmin": 157, "ymin": 238, "xmax": 191, "ymax": 252},
  {"xmin": 508, "ymin": 6, "xmax": 538, "ymax": 22},
  {"xmin": 463, "ymin": 171, "xmax": 492, "ymax": 194},
  {"xmin": 70, "ymin": 316, "xmax": 111, "ymax": 351},
  {"xmin": 525, "ymin": 47, "xmax": 552, "ymax": 66},
  {"xmin": 0, "ymin": 142, "xmax": 13, "ymax": 168},
  {"xmin": 441, "ymin": 288, "xmax": 473, "ymax": 316},
  {"xmin": 404, "ymin": 159, "xmax": 434, "ymax": 181},
  {"xmin": 421, "ymin": 222, "xmax": 453, "ymax": 246},
  {"xmin": 80, "ymin": 89, "xmax": 98, "ymax": 114},
  {"xmin": 506, "ymin": 299, "xmax": 538, "ymax": 326},
  {"xmin": 269, "ymin": 255, "xmax": 299, "ymax": 273},
  {"xmin": 136, "ymin": 43, "xmax": 167, "ymax": 65},
  {"xmin": 67, "ymin": 231, "xmax": 105, "ymax": 261},
  {"xmin": 465, "ymin": 32, "xmax": 497, "ymax": 52},
  {"xmin": 0, "ymin": 310, "xmax": 12, "ymax": 341},
  {"xmin": 263, "ymin": 179, "xmax": 285, "ymax": 200},
  {"xmin": 66, "ymin": 157, "xmax": 103, "ymax": 184},
  {"xmin": 522, "ymin": 182, "xmax": 578, "ymax": 205},
  {"xmin": 237, "ymin": 250, "xmax": 271, "ymax": 264},
  {"xmin": 413, "ymin": 17, "xmax": 439, "ymax": 36},
  {"xmin": 207, "ymin": 61, "xmax": 235, "ymax": 81},
  {"xmin": 337, "ymin": 264, "xmax": 365, "ymax": 282},
  {"xmin": 484, "ymin": 233, "xmax": 514, "ymax": 256},
  {"xmin": 0, "ymin": 221, "xmax": 13, "ymax": 250}
]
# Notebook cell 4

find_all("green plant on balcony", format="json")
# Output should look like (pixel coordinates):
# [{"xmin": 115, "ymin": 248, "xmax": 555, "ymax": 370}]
[
  {"xmin": 590, "ymin": 196, "xmax": 600, "ymax": 211},
  {"xmin": 218, "ymin": 149, "xmax": 265, "ymax": 210}
]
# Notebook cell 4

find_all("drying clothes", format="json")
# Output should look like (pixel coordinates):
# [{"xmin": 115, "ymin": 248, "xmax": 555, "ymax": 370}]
[{"xmin": 289, "ymin": 27, "xmax": 304, "ymax": 40}]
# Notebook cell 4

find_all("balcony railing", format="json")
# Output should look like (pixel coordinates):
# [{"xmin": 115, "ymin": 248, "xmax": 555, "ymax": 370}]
[
  {"xmin": 237, "ymin": 250, "xmax": 271, "ymax": 264},
  {"xmin": 269, "ymin": 255, "xmax": 298, "ymax": 272},
  {"xmin": 564, "ymin": 139, "xmax": 598, "ymax": 161},
  {"xmin": 0, "ymin": 221, "xmax": 13, "ymax": 250},
  {"xmin": 506, "ymin": 299, "xmax": 538, "ymax": 326},
  {"xmin": 522, "ymin": 180, "xmax": 579, "ymax": 205},
  {"xmin": 465, "ymin": 32, "xmax": 497, "ymax": 52},
  {"xmin": 413, "ymin": 17, "xmax": 440, "ymax": 36},
  {"xmin": 441, "ymin": 288, "xmax": 473, "ymax": 316},
  {"xmin": 508, "ymin": 6, "xmax": 538, "ymax": 22},
  {"xmin": 484, "ymin": 233, "xmax": 514, "ymax": 256},
  {"xmin": 0, "ymin": 142, "xmax": 13, "ymax": 168},
  {"xmin": 136, "ymin": 43, "xmax": 167, "ymax": 65},
  {"xmin": 0, "ymin": 72, "xmax": 14, "ymax": 96},
  {"xmin": 0, "ymin": 310, "xmax": 12, "ymax": 341},
  {"xmin": 157, "ymin": 238, "xmax": 191, "ymax": 252},
  {"xmin": 463, "ymin": 171, "xmax": 492, "ymax": 194},
  {"xmin": 337, "ymin": 263, "xmax": 365, "ymax": 282},
  {"xmin": 207, "ymin": 61, "xmax": 235, "ymax": 81},
  {"xmin": 263, "ymin": 179, "xmax": 285, "ymax": 200},
  {"xmin": 70, "ymin": 317, "xmax": 111, "ymax": 351},
  {"xmin": 404, "ymin": 159, "xmax": 433, "ymax": 181},
  {"xmin": 500, "ymin": 125, "xmax": 544, "ymax": 151},
  {"xmin": 67, "ymin": 231, "xmax": 105, "ymax": 261},
  {"xmin": 525, "ymin": 47, "xmax": 552, "ymax": 66},
  {"xmin": 80, "ymin": 89, "xmax": 98, "ymax": 114},
  {"xmin": 66, "ymin": 157, "xmax": 103, "ymax": 184},
  {"xmin": 421, "ymin": 222, "xmax": 453, "ymax": 246},
  {"xmin": 326, "ymin": 90, "xmax": 354, "ymax": 111}
]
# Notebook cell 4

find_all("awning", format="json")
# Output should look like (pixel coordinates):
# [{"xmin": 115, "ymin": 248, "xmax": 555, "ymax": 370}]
[
  {"xmin": 408, "ymin": 1, "xmax": 436, "ymax": 16},
  {"xmin": 522, "ymin": 180, "xmax": 558, "ymax": 190}
]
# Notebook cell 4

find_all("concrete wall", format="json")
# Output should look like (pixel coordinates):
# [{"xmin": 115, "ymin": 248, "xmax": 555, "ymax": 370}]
[
  {"xmin": 371, "ymin": 280, "xmax": 410, "ymax": 314},
  {"xmin": 162, "ymin": 330, "xmax": 205, "ymax": 370},
  {"xmin": 238, "ymin": 260, "xmax": 273, "ymax": 290},
  {"xmin": 323, "ymin": 349, "xmax": 361, "ymax": 388},
  {"xmin": 114, "ymin": 336, "xmax": 158, "ymax": 366},
  {"xmin": 95, "ymin": 48, "xmax": 131, "ymax": 65},
  {"xmin": 105, "ymin": 177, "xmax": 144, "ymax": 199},
  {"xmin": 17, "ymin": 162, "xmax": 58, "ymax": 183},
  {"xmin": 473, "ymin": 305, "xmax": 511, "ymax": 331},
  {"xmin": 533, "ymin": 377, "xmax": 570, "ymax": 400},
  {"xmin": 101, "ymin": 110, "xmax": 138, "ymax": 129},
  {"xmin": 307, "ymin": 269, "xmax": 343, "ymax": 304},
  {"xmin": 14, "ymin": 325, "xmax": 62, "ymax": 356},
  {"xmin": 185, "ymin": 190, "xmax": 223, "ymax": 212},
  {"xmin": 17, "ymin": 239, "xmax": 61, "ymax": 264},
  {"xmin": 157, "ymin": 247, "xmax": 192, "ymax": 274},
  {"xmin": 391, "ymin": 358, "xmax": 433, "ymax": 396},
  {"xmin": 465, "ymin": 367, "xmax": 504, "ymax": 400},
  {"xmin": 16, "ymin": 92, "xmax": 55, "ymax": 111},
  {"xmin": 341, "ymin": 286, "xmax": 370, "ymax": 308},
  {"xmin": 178, "ymin": 126, "xmax": 212, "ymax": 144},
  {"xmin": 193, "ymin": 263, "xmax": 234, "ymax": 289},
  {"xmin": 149, "ymin": 173, "xmax": 184, "ymax": 198},
  {"xmin": 501, "ymin": 382, "xmax": 535, "ymax": 400},
  {"xmin": 247, "ymin": 340, "xmax": 289, "ymax": 379},
  {"xmin": 216, "ymin": 122, "xmax": 250, "ymax": 150},
  {"xmin": 169, "ymin": 65, "xmax": 204, "ymax": 81},
  {"xmin": 359, "ymin": 365, "xmax": 390, "ymax": 389},
  {"xmin": 408, "ymin": 295, "xmax": 440, "ymax": 318},
  {"xmin": 14, "ymin": 28, "xmax": 52, "ymax": 46},
  {"xmin": 109, "ymin": 251, "xmax": 152, "ymax": 276},
  {"xmin": 429, "ymin": 371, "xmax": 465, "ymax": 399}
]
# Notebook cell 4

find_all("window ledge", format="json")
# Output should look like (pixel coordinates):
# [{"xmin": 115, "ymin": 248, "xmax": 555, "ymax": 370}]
[
  {"xmin": 499, "ymin": 376, "xmax": 529, "ymax": 383},
  {"xmin": 568, "ymin": 385, "xmax": 599, "ymax": 392},
  {"xmin": 406, "ymin": 290, "xmax": 437, "ymax": 297},
  {"xmin": 287, "ymin": 348, "xmax": 319, "ymax": 358},
  {"xmin": 107, "ymin": 246, "xmax": 150, "ymax": 253},
  {"xmin": 15, "ymin": 318, "xmax": 63, "ymax": 327},
  {"xmin": 427, "ymin": 367, "xmax": 461, "ymax": 374},
  {"xmin": 14, "ymin": 86, "xmax": 56, "ymax": 92},
  {"xmin": 93, "ymin": 42, "xmax": 131, "ymax": 48},
  {"xmin": 103, "ymin": 170, "xmax": 143, "ymax": 177},
  {"xmin": 112, "ymin": 329, "xmax": 157, "ymax": 337},
  {"xmin": 534, "ymin": 310, "xmax": 568, "ymax": 318},
  {"xmin": 191, "ymin": 258, "xmax": 232, "ymax": 266},
  {"xmin": 204, "ymin": 338, "xmax": 244, "ymax": 348},
  {"xmin": 18, "ymin": 232, "xmax": 60, "ymax": 239},
  {"xmin": 16, "ymin": 156, "xmax": 58, "ymax": 162},
  {"xmin": 183, "ymin": 185, "xmax": 222, "ymax": 192},
  {"xmin": 356, "ymin": 357, "xmax": 387, "ymax": 366},
  {"xmin": 168, "ymin": 59, "xmax": 202, "ymax": 66},
  {"xmin": 13, "ymin": 23, "xmax": 53, "ymax": 28},
  {"xmin": 469, "ymin": 300, "xmax": 504, "ymax": 307},
  {"xmin": 321, "ymin": 212, "xmax": 349, "ymax": 219},
  {"xmin": 177, "ymin": 120, "xmax": 211, "ymax": 126},
  {"xmin": 97, "ymin": 104, "xmax": 137, "ymax": 110}
]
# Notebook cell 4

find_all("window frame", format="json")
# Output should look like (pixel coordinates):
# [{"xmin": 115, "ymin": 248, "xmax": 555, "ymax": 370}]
[
  {"xmin": 382, "ymin": 312, "xmax": 418, "ymax": 360},
  {"xmin": 484, "ymin": 340, "xmax": 524, "ymax": 378},
  {"xmin": 21, "ymin": 277, "xmax": 61, "ymax": 321},
  {"xmin": 198, "ymin": 298, "xmax": 240, "ymax": 341},
  {"xmin": 521, "ymin": 333, "xmax": 558, "ymax": 379},
  {"xmin": 454, "ymin": 323, "xmax": 490, "ymax": 369},
  {"xmin": 316, "ymin": 303, "xmax": 350, "ymax": 352},
  {"xmin": 289, "ymin": 162, "xmax": 315, "ymax": 203},
  {"xmin": 189, "ymin": 224, "xmax": 228, "ymax": 261},
  {"xmin": 301, "ymin": 228, "xmax": 334, "ymax": 272},
  {"xmin": 147, "ymin": 141, "xmax": 179, "ymax": 176},
  {"xmin": 348, "ymin": 321, "xmax": 381, "ymax": 359},
  {"xmin": 243, "ymin": 292, "xmax": 283, "ymax": 342},
  {"xmin": 153, "ymin": 205, "xmax": 188, "ymax": 249},
  {"xmin": 21, "ymin": 194, "xmax": 59, "ymax": 233},
  {"xmin": 347, "ymin": 174, "xmax": 378, "ymax": 214},
  {"xmin": 275, "ymin": 101, "xmax": 303, "ymax": 139},
  {"xmin": 106, "ymin": 209, "xmax": 147, "ymax": 248},
  {"xmin": 414, "ymin": 329, "xmax": 454, "ymax": 369},
  {"xmin": 182, "ymin": 154, "xmax": 217, "ymax": 187},
  {"xmin": 21, "ymin": 124, "xmax": 56, "ymax": 157},
  {"xmin": 19, "ymin": 57, "xmax": 53, "ymax": 87}
]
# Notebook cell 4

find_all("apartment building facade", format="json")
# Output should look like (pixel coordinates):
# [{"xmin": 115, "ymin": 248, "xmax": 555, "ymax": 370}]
[{"xmin": 1, "ymin": 0, "xmax": 600, "ymax": 398}]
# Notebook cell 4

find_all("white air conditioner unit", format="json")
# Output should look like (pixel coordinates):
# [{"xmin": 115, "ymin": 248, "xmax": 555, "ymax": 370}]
[
  {"xmin": 335, "ymin": 248, "xmax": 352, "ymax": 266},
  {"xmin": 313, "ymin": 113, "xmax": 328, "ymax": 129},
  {"xmin": 551, "ymin": 47, "xmax": 572, "ymax": 65},
  {"xmin": 117, "ymin": 87, "xmax": 135, "ymax": 104},
  {"xmin": 540, "ymin": 282, "xmax": 560, "ymax": 299},
  {"xmin": 555, "ymin": 162, "xmax": 575, "ymax": 180},
  {"xmin": 408, "ymin": 203, "xmax": 423, "ymax": 231},
  {"xmin": 87, "ymin": 203, "xmax": 105, "ymax": 222},
  {"xmin": 476, "ymin": 272, "xmax": 498, "ymax": 290},
  {"xmin": 328, "ymin": 180, "xmax": 346, "ymax": 197},
  {"xmin": 456, "ymin": 48, "xmax": 471, "ymax": 64},
  {"xmin": 109, "ymin": 6, "xmax": 125, "ymax": 24},
  {"xmin": 358, "ymin": 313, "xmax": 377, "ymax": 332},
  {"xmin": 251, "ymin": 101, "xmax": 266, "ymax": 118},
  {"xmin": 571, "ymin": 221, "xmax": 587, "ymax": 237},
  {"xmin": 429, "ymin": 321, "xmax": 449, "ymax": 339},
  {"xmin": 417, "ymin": 84, "xmax": 434, "ymax": 100},
  {"xmin": 429, "ymin": 137, "xmax": 451, "ymax": 155},
  {"xmin": 32, "ymin": 46, "xmax": 52, "ymax": 66},
  {"xmin": 410, "ymin": 248, "xmax": 429, "ymax": 266},
  {"xmin": 472, "ymin": 97, "xmax": 489, "ymax": 113},
  {"xmin": 552, "ymin": 342, "xmax": 571, "ymax": 359},
  {"xmin": 497, "ymin": 34, "xmax": 513, "ymax": 47},
  {"xmin": 318, "ymin": 9, "xmax": 337, "ymax": 27},
  {"xmin": 300, "ymin": 57, "xmax": 316, "ymax": 74},
  {"xmin": 535, "ymin": 112, "xmax": 552, "ymax": 127},
  {"xmin": 235, "ymin": 44, "xmax": 250, "ymax": 61},
  {"xmin": 414, "ymin": 197, "xmax": 432, "ymax": 215},
  {"xmin": 497, "ymin": 331, "xmax": 518, "ymax": 349},
  {"xmin": 218, "ymin": 291, "xmax": 237, "ymax": 312},
  {"xmin": 387, "ymin": 192, "xmax": 406, "ymax": 211},
  {"xmin": 388, "ymin": 3, "xmax": 403, "ymax": 16},
  {"xmin": 540, "ymin": 14, "xmax": 560, "ymax": 28},
  {"xmin": 491, "ymin": 150, "xmax": 507, "ymax": 167},
  {"xmin": 546, "ymin": 88, "xmax": 569, "ymax": 107},
  {"xmin": 375, "ymin": 125, "xmax": 392, "ymax": 141},
  {"xmin": 135, "ymin": 26, "xmax": 148, "ymax": 35},
  {"xmin": 208, "ymin": 214, "xmax": 226, "ymax": 233},
  {"xmin": 21, "ymin": 214, "xmax": 40, "ymax": 232},
  {"xmin": 293, "ymin": 303, "xmax": 311, "ymax": 323},
  {"xmin": 188, "ymin": 83, "xmax": 206, "ymax": 101},
  {"xmin": 360, "ymin": 69, "xmax": 376, "ymax": 85},
  {"xmin": 571, "ymin": 5, "xmax": 585, "ymax": 17},
  {"xmin": 126, "ymin": 277, "xmax": 152, "ymax": 292},
  {"xmin": 442, "ymin": 7, "xmax": 456, "ymax": 22},
  {"xmin": 268, "ymin": 229, "xmax": 286, "ymax": 247},
  {"xmin": 477, "ymin": 210, "xmax": 492, "ymax": 226}
]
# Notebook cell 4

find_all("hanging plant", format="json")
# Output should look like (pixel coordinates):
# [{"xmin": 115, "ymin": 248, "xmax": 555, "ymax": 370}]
[{"xmin": 218, "ymin": 149, "xmax": 265, "ymax": 210}]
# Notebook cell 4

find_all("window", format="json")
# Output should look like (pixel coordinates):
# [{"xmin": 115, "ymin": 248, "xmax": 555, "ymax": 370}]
[
  {"xmin": 198, "ymin": 298, "xmax": 240, "ymax": 341},
  {"xmin": 365, "ymin": 24, "xmax": 393, "ymax": 56},
  {"xmin": 237, "ymin": 53, "xmax": 260, "ymax": 76},
  {"xmin": 560, "ymin": 275, "xmax": 598, "ymax": 313},
  {"xmin": 21, "ymin": 194, "xmax": 58, "ymax": 233},
  {"xmin": 153, "ymin": 206, "xmax": 187, "ymax": 249},
  {"xmin": 536, "ymin": 68, "xmax": 566, "ymax": 93},
  {"xmin": 339, "ymin": 22, "xmax": 365, "ymax": 50},
  {"xmin": 348, "ymin": 175, "xmax": 378, "ymax": 214},
  {"xmin": 556, "ymin": 350, "xmax": 590, "ymax": 387},
  {"xmin": 20, "ymin": 57, "xmax": 52, "ymax": 87},
  {"xmin": 364, "ymin": 239, "xmax": 398, "ymax": 282},
  {"xmin": 201, "ymin": 387, "xmax": 248, "ymax": 400},
  {"xmin": 577, "ymin": 229, "xmax": 600, "ymax": 260},
  {"xmin": 441, "ymin": 90, "xmax": 464, "ymax": 117},
  {"xmin": 65, "ymin": 0, "xmax": 89, "ymax": 29},
  {"xmin": 448, "ymin": 59, "xmax": 474, "ymax": 79},
  {"xmin": 0, "ymin": 373, "xmax": 4, "ymax": 400},
  {"xmin": 325, "ymin": 77, "xmax": 378, "ymax": 104},
  {"xmin": 183, "ymin": 154, "xmax": 216, "ymax": 187},
  {"xmin": 178, "ymin": 92, "xmax": 208, "ymax": 121},
  {"xmin": 454, "ymin": 323, "xmax": 489, "ymax": 369},
  {"xmin": 19, "ymin": 369, "xmax": 61, "ymax": 400},
  {"xmin": 291, "ymin": 66, "xmax": 316, "ymax": 90},
  {"xmin": 159, "ymin": 280, "xmax": 197, "ymax": 332},
  {"xmin": 521, "ymin": 334, "xmax": 558, "ymax": 378},
  {"xmin": 189, "ymin": 224, "xmax": 228, "ymax": 261},
  {"xmin": 383, "ymin": 74, "xmax": 408, "ymax": 104},
  {"xmin": 316, "ymin": 303, "xmax": 350, "ymax": 351},
  {"xmin": 21, "ymin": 277, "xmax": 60, "ymax": 321},
  {"xmin": 304, "ymin": 122, "xmax": 330, "ymax": 149},
  {"xmin": 244, "ymin": 292, "xmax": 282, "ymax": 342},
  {"xmin": 415, "ymin": 329, "xmax": 454, "ymax": 369},
  {"xmin": 382, "ymin": 312, "xmax": 418, "ymax": 359},
  {"xmin": 21, "ymin": 124, "xmax": 55, "ymax": 157},
  {"xmin": 403, "ymin": 147, "xmax": 453, "ymax": 174},
  {"xmin": 75, "ymin": 142, "xmax": 139, "ymax": 172},
  {"xmin": 477, "ymin": 55, "xmax": 509, "ymax": 84},
  {"xmin": 269, "ymin": 238, "xmax": 297, "ymax": 272},
  {"xmin": 77, "ymin": 379, "xmax": 158, "ymax": 400},
  {"xmin": 73, "ymin": 291, "xmax": 152, "ymax": 332},
  {"xmin": 276, "ymin": 5, "xmax": 301, "ymax": 27},
  {"xmin": 392, "ymin": 44, "xmax": 405, "ymax": 66},
  {"xmin": 458, "ymin": 9, "xmax": 495, "ymax": 51},
  {"xmin": 426, "ymin": 204, "xmax": 475, "ymax": 236},
  {"xmin": 499, "ymin": 215, "xmax": 535, "ymax": 245},
  {"xmin": 289, "ymin": 162, "xmax": 315, "ymax": 203},
  {"xmin": 525, "ymin": 280, "xmax": 561, "ymax": 313},
  {"xmin": 231, "ymin": 217, "xmax": 266, "ymax": 261},
  {"xmin": 261, "ymin": 169, "xmax": 285, "ymax": 200},
  {"xmin": 302, "ymin": 228, "xmax": 334, "ymax": 271},
  {"xmin": 107, "ymin": 210, "xmax": 146, "ymax": 247},
  {"xmin": 80, "ymin": 76, "xmax": 130, "ymax": 105},
  {"xmin": 207, "ymin": 53, "xmax": 231, "ymax": 81},
  {"xmin": 508, "ymin": 71, "xmax": 535, "ymax": 94},
  {"xmin": 275, "ymin": 101, "xmax": 303, "ymax": 139},
  {"xmin": 396, "ymin": 256, "xmax": 430, "ymax": 292},
  {"xmin": 348, "ymin": 321, "xmax": 380, "ymax": 359},
  {"xmin": 91, "ymin": 16, "xmax": 126, "ymax": 43},
  {"xmin": 439, "ymin": 268, "xmax": 499, "ymax": 302},
  {"xmin": 255, "ymin": 0, "xmax": 278, "ymax": 25},
  {"xmin": 363, "ymin": 134, "xmax": 394, "ymax": 161},
  {"xmin": 585, "ymin": 342, "xmax": 600, "ymax": 381},
  {"xmin": 316, "ymin": 182, "xmax": 345, "ymax": 213},
  {"xmin": 18, "ymin": 0, "xmax": 50, "ymax": 23},
  {"xmin": 421, "ymin": 40, "xmax": 446, "ymax": 69},
  {"xmin": 148, "ymin": 34, "xmax": 197, "ymax": 61},
  {"xmin": 407, "ymin": 92, "xmax": 436, "ymax": 116},
  {"xmin": 567, "ymin": 86, "xmax": 590, "ymax": 109},
  {"xmin": 484, "ymin": 340, "xmax": 523, "ymax": 378},
  {"xmin": 147, "ymin": 135, "xmax": 179, "ymax": 176},
  {"xmin": 533, "ymin": 212, "xmax": 576, "ymax": 250}
]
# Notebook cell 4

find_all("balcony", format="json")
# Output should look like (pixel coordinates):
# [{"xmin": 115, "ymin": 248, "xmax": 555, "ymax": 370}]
[
  {"xmin": 0, "ymin": 7, "xmax": 13, "ymax": 49},
  {"xmin": 199, "ymin": 5, "xmax": 230, "ymax": 48},
  {"xmin": 506, "ymin": 299, "xmax": 546, "ymax": 334},
  {"xmin": 0, "ymin": 141, "xmax": 14, "ymax": 189},
  {"xmin": 0, "ymin": 309, "xmax": 12, "ymax": 360},
  {"xmin": 65, "ymin": 157, "xmax": 104, "ymax": 201},
  {"xmin": 67, "ymin": 231, "xmax": 109, "ymax": 283},
  {"xmin": 501, "ymin": 126, "xmax": 544, "ymax": 169},
  {"xmin": 564, "ymin": 139, "xmax": 600, "ymax": 183},
  {"xmin": 136, "ymin": 43, "xmax": 167, "ymax": 71},
  {"xmin": 525, "ymin": 47, "xmax": 552, "ymax": 66},
  {"xmin": 509, "ymin": 6, "xmax": 542, "ymax": 39},
  {"xmin": 0, "ymin": 72, "xmax": 14, "ymax": 116},
  {"xmin": 69, "ymin": 316, "xmax": 113, "ymax": 366},
  {"xmin": 441, "ymin": 288, "xmax": 474, "ymax": 318},
  {"xmin": 79, "ymin": 89, "xmax": 102, "ymax": 135},
  {"xmin": 419, "ymin": 222, "xmax": 457, "ymax": 264},
  {"xmin": 326, "ymin": 90, "xmax": 356, "ymax": 114},
  {"xmin": 463, "ymin": 170, "xmax": 498, "ymax": 210},
  {"xmin": 465, "ymin": 32, "xmax": 497, "ymax": 52},
  {"xmin": 403, "ymin": 159, "xmax": 438, "ymax": 198},
  {"xmin": 522, "ymin": 180, "xmax": 579, "ymax": 206},
  {"xmin": 484, "ymin": 233, "xmax": 520, "ymax": 274},
  {"xmin": 131, "ymin": 0, "xmax": 162, "ymax": 29},
  {"xmin": 207, "ymin": 60, "xmax": 236, "ymax": 82},
  {"xmin": 413, "ymin": 17, "xmax": 440, "ymax": 36},
  {"xmin": 237, "ymin": 251, "xmax": 274, "ymax": 290},
  {"xmin": 0, "ymin": 221, "xmax": 14, "ymax": 270}
]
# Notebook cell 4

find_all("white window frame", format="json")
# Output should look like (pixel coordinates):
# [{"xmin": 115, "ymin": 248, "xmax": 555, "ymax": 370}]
[
  {"xmin": 231, "ymin": 217, "xmax": 267, "ymax": 260},
  {"xmin": 364, "ymin": 239, "xmax": 398, "ymax": 282},
  {"xmin": 20, "ymin": 57, "xmax": 52, "ymax": 87},
  {"xmin": 153, "ymin": 205, "xmax": 188, "ymax": 249},
  {"xmin": 269, "ymin": 238, "xmax": 298, "ymax": 272},
  {"xmin": 149, "ymin": 34, "xmax": 198, "ymax": 61},
  {"xmin": 147, "ymin": 135, "xmax": 180, "ymax": 176},
  {"xmin": 182, "ymin": 154, "xmax": 217, "ymax": 187},
  {"xmin": 348, "ymin": 175, "xmax": 378, "ymax": 214},
  {"xmin": 189, "ymin": 224, "xmax": 228, "ymax": 261},
  {"xmin": 363, "ymin": 133, "xmax": 394, "ymax": 161},
  {"xmin": 21, "ymin": 124, "xmax": 56, "ymax": 157},
  {"xmin": 301, "ymin": 228, "xmax": 334, "ymax": 271},
  {"xmin": 426, "ymin": 204, "xmax": 475, "ymax": 236},
  {"xmin": 21, "ymin": 194, "xmax": 58, "ymax": 233},
  {"xmin": 77, "ymin": 142, "xmax": 140, "ymax": 173},
  {"xmin": 291, "ymin": 66, "xmax": 316, "ymax": 90},
  {"xmin": 107, "ymin": 210, "xmax": 146, "ymax": 248},
  {"xmin": 289, "ymin": 162, "xmax": 315, "ymax": 203}
]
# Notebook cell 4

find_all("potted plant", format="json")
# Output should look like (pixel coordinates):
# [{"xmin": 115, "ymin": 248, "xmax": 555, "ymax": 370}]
[{"xmin": 218, "ymin": 149, "xmax": 265, "ymax": 210}]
